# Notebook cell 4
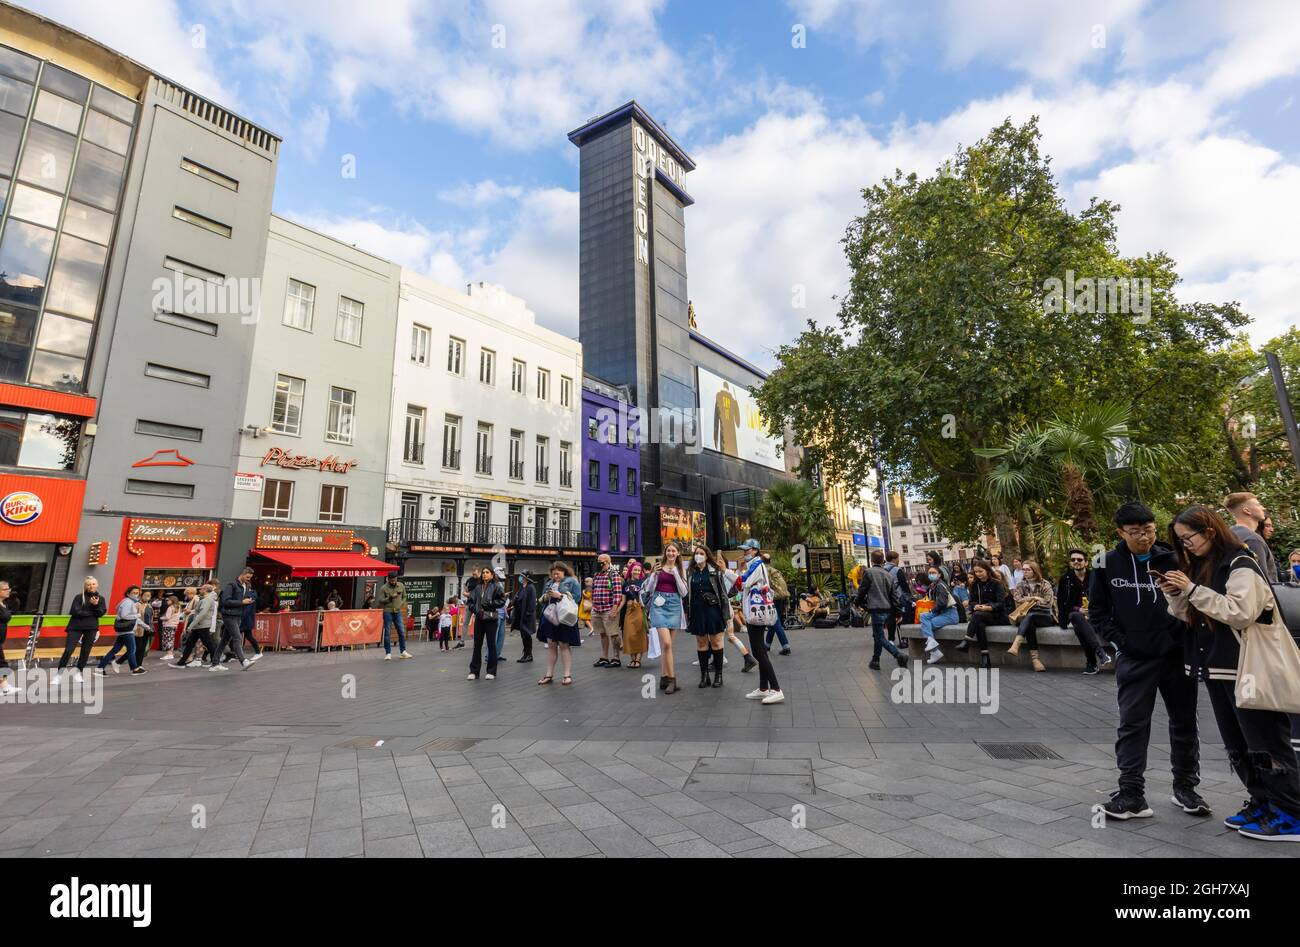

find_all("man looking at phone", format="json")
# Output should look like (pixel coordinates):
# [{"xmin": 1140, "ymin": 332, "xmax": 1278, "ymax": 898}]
[
  {"xmin": 1224, "ymin": 492, "xmax": 1278, "ymax": 581},
  {"xmin": 1089, "ymin": 502, "xmax": 1208, "ymax": 820}
]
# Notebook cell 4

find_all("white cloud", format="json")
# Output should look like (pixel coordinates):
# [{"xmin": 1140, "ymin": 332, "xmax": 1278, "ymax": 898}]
[{"xmin": 296, "ymin": 105, "xmax": 331, "ymax": 161}]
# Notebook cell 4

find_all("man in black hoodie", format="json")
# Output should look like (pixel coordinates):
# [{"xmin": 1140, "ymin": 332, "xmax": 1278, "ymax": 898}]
[{"xmin": 1089, "ymin": 503, "xmax": 1208, "ymax": 819}]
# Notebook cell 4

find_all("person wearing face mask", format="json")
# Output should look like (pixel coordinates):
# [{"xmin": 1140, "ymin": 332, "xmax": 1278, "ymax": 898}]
[
  {"xmin": 735, "ymin": 539, "xmax": 784, "ymax": 704},
  {"xmin": 1286, "ymin": 549, "xmax": 1300, "ymax": 587},
  {"xmin": 686, "ymin": 544, "xmax": 734, "ymax": 687},
  {"xmin": 916, "ymin": 566, "xmax": 959, "ymax": 665},
  {"xmin": 1090, "ymin": 502, "xmax": 1206, "ymax": 821},
  {"xmin": 96, "ymin": 585, "xmax": 148, "ymax": 675}
]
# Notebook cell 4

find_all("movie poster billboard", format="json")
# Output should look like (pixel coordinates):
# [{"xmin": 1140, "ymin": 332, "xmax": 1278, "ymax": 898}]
[
  {"xmin": 696, "ymin": 367, "xmax": 784, "ymax": 471},
  {"xmin": 659, "ymin": 507, "xmax": 707, "ymax": 549}
]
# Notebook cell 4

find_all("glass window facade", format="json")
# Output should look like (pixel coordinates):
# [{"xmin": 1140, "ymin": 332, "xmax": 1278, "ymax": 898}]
[
  {"xmin": 0, "ymin": 44, "xmax": 137, "ymax": 391},
  {"xmin": 715, "ymin": 488, "xmax": 761, "ymax": 549}
]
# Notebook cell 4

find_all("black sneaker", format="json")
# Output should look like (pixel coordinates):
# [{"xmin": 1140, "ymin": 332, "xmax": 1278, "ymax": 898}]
[
  {"xmin": 1082, "ymin": 665, "xmax": 1098, "ymax": 675},
  {"xmin": 1171, "ymin": 787, "xmax": 1212, "ymax": 816},
  {"xmin": 868, "ymin": 660, "xmax": 881, "ymax": 670},
  {"xmin": 1102, "ymin": 789, "xmax": 1153, "ymax": 820},
  {"xmin": 742, "ymin": 654, "xmax": 757, "ymax": 672},
  {"xmin": 1096, "ymin": 649, "xmax": 1113, "ymax": 669},
  {"xmin": 895, "ymin": 652, "xmax": 908, "ymax": 668},
  {"xmin": 516, "ymin": 655, "xmax": 533, "ymax": 663},
  {"xmin": 779, "ymin": 648, "xmax": 791, "ymax": 656}
]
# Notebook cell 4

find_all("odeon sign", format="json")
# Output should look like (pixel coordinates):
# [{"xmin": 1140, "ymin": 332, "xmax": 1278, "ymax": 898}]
[{"xmin": 0, "ymin": 490, "xmax": 43, "ymax": 527}]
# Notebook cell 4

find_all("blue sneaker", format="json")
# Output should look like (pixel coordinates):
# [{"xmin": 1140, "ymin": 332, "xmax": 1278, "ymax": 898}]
[
  {"xmin": 1237, "ymin": 805, "xmax": 1300, "ymax": 841},
  {"xmin": 1223, "ymin": 800, "xmax": 1262, "ymax": 830}
]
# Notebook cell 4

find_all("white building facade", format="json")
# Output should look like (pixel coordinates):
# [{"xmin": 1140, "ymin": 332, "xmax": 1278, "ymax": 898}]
[{"xmin": 384, "ymin": 275, "xmax": 585, "ymax": 601}]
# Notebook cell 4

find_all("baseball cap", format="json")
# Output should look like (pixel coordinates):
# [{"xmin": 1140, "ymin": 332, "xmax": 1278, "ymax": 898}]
[{"xmin": 739, "ymin": 539, "xmax": 761, "ymax": 550}]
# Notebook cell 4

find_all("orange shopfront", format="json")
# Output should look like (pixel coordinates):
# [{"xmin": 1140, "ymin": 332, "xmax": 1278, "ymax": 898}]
[
  {"xmin": 244, "ymin": 525, "xmax": 394, "ymax": 612},
  {"xmin": 0, "ymin": 472, "xmax": 86, "ymax": 612},
  {"xmin": 110, "ymin": 517, "xmax": 222, "ymax": 600}
]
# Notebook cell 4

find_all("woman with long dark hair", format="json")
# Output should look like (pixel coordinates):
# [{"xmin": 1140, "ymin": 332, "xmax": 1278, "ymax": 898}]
[
  {"xmin": 1157, "ymin": 505, "xmax": 1300, "ymax": 841},
  {"xmin": 686, "ymin": 543, "xmax": 733, "ymax": 687},
  {"xmin": 647, "ymin": 543, "xmax": 688, "ymax": 694},
  {"xmin": 954, "ymin": 559, "xmax": 1005, "ymax": 669},
  {"xmin": 1007, "ymin": 559, "xmax": 1054, "ymax": 672}
]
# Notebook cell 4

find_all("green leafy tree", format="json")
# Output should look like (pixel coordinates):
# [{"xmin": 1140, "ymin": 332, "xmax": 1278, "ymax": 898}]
[
  {"xmin": 754, "ymin": 118, "xmax": 1247, "ymax": 559},
  {"xmin": 752, "ymin": 480, "xmax": 835, "ymax": 551}
]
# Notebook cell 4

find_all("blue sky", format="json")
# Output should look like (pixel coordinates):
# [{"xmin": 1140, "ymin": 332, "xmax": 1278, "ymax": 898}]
[{"xmin": 21, "ymin": 0, "xmax": 1300, "ymax": 369}]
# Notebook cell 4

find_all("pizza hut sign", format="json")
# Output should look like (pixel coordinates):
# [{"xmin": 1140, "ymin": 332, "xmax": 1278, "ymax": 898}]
[{"xmin": 261, "ymin": 447, "xmax": 357, "ymax": 474}]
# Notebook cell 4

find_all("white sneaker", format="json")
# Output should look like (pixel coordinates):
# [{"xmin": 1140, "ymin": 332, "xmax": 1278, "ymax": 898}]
[
  {"xmin": 467, "ymin": 673, "xmax": 476, "ymax": 680},
  {"xmin": 111, "ymin": 663, "xmax": 121, "ymax": 674},
  {"xmin": 760, "ymin": 690, "xmax": 785, "ymax": 704},
  {"xmin": 745, "ymin": 688, "xmax": 769, "ymax": 700},
  {"xmin": 250, "ymin": 653, "xmax": 263, "ymax": 662},
  {"xmin": 0, "ymin": 680, "xmax": 17, "ymax": 696},
  {"xmin": 384, "ymin": 653, "xmax": 393, "ymax": 661},
  {"xmin": 400, "ymin": 650, "xmax": 413, "ymax": 659},
  {"xmin": 72, "ymin": 671, "xmax": 84, "ymax": 685},
  {"xmin": 241, "ymin": 660, "xmax": 254, "ymax": 670},
  {"xmin": 92, "ymin": 668, "xmax": 105, "ymax": 678},
  {"xmin": 484, "ymin": 673, "xmax": 495, "ymax": 680},
  {"xmin": 159, "ymin": 653, "xmax": 173, "ymax": 661},
  {"xmin": 723, "ymin": 656, "xmax": 729, "ymax": 665},
  {"xmin": 926, "ymin": 648, "xmax": 944, "ymax": 665},
  {"xmin": 209, "ymin": 663, "xmax": 229, "ymax": 672},
  {"xmin": 50, "ymin": 672, "xmax": 62, "ymax": 686},
  {"xmin": 924, "ymin": 637, "xmax": 940, "ymax": 652}
]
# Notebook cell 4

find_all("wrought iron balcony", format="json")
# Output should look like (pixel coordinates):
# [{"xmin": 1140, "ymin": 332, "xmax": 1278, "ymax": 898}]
[
  {"xmin": 475, "ymin": 455, "xmax": 492, "ymax": 475},
  {"xmin": 559, "ymin": 469, "xmax": 573, "ymax": 488},
  {"xmin": 535, "ymin": 465, "xmax": 549, "ymax": 484},
  {"xmin": 442, "ymin": 448, "xmax": 460, "ymax": 469},
  {"xmin": 387, "ymin": 518, "xmax": 595, "ymax": 551},
  {"xmin": 509, "ymin": 460, "xmax": 524, "ymax": 479}
]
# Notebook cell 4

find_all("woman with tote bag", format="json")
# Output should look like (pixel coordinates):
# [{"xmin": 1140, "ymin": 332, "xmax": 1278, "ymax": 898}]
[
  {"xmin": 536, "ymin": 561, "xmax": 582, "ymax": 686},
  {"xmin": 1159, "ymin": 505, "xmax": 1300, "ymax": 842},
  {"xmin": 619, "ymin": 561, "xmax": 648, "ymax": 668}
]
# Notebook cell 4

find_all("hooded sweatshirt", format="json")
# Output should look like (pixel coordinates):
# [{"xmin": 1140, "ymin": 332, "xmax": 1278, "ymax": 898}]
[{"xmin": 1087, "ymin": 540, "xmax": 1183, "ymax": 659}]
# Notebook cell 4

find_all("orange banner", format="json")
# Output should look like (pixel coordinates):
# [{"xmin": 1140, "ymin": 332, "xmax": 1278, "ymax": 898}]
[
  {"xmin": 320, "ymin": 609, "xmax": 381, "ymax": 647},
  {"xmin": 253, "ymin": 611, "xmax": 320, "ymax": 648}
]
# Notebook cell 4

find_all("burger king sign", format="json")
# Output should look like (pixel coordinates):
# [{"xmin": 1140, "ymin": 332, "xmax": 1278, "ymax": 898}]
[{"xmin": 0, "ymin": 491, "xmax": 42, "ymax": 527}]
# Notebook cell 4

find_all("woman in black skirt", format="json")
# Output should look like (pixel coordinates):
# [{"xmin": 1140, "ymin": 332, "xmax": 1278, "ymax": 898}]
[{"xmin": 687, "ymin": 544, "xmax": 732, "ymax": 687}]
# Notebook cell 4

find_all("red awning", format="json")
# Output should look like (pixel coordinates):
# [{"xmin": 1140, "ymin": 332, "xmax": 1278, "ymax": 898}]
[{"xmin": 252, "ymin": 549, "xmax": 398, "ymax": 579}]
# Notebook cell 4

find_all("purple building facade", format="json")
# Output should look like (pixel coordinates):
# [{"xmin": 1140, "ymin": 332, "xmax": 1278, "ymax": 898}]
[{"xmin": 581, "ymin": 374, "xmax": 643, "ymax": 558}]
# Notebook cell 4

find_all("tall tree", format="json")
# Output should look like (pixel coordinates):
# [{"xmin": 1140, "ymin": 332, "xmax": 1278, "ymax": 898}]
[
  {"xmin": 755, "ymin": 118, "xmax": 1247, "ymax": 557},
  {"xmin": 752, "ymin": 480, "xmax": 835, "ymax": 551}
]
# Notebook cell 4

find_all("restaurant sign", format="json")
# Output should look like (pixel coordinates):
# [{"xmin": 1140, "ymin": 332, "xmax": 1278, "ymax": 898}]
[
  {"xmin": 261, "ymin": 447, "xmax": 357, "ymax": 474},
  {"xmin": 255, "ymin": 526, "xmax": 359, "ymax": 550},
  {"xmin": 127, "ymin": 519, "xmax": 221, "ymax": 556}
]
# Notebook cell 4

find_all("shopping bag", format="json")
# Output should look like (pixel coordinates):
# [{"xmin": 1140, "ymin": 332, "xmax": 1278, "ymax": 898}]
[
  {"xmin": 1236, "ymin": 620, "xmax": 1300, "ymax": 713},
  {"xmin": 742, "ymin": 563, "xmax": 777, "ymax": 627},
  {"xmin": 646, "ymin": 625, "xmax": 662, "ymax": 660},
  {"xmin": 555, "ymin": 595, "xmax": 579, "ymax": 627}
]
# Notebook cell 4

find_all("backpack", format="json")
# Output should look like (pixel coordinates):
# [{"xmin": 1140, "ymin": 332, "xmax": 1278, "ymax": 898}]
[{"xmin": 768, "ymin": 567, "xmax": 789, "ymax": 601}]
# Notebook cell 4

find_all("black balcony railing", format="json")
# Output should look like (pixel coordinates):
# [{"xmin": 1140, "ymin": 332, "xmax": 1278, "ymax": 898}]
[
  {"xmin": 509, "ymin": 460, "xmax": 524, "ymax": 479},
  {"xmin": 536, "ymin": 465, "xmax": 549, "ymax": 483},
  {"xmin": 387, "ymin": 518, "xmax": 595, "ymax": 551},
  {"xmin": 559, "ymin": 469, "xmax": 572, "ymax": 488},
  {"xmin": 476, "ymin": 455, "xmax": 492, "ymax": 475},
  {"xmin": 404, "ymin": 443, "xmax": 424, "ymax": 464},
  {"xmin": 442, "ymin": 448, "xmax": 460, "ymax": 469}
]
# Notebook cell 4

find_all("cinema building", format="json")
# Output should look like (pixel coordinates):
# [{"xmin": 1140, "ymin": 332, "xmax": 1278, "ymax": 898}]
[{"xmin": 568, "ymin": 102, "xmax": 800, "ymax": 556}]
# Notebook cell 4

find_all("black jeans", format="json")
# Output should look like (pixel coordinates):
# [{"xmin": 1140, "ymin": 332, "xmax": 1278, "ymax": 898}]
[
  {"xmin": 747, "ymin": 626, "xmax": 779, "ymax": 692},
  {"xmin": 0, "ymin": 622, "xmax": 9, "ymax": 668},
  {"xmin": 966, "ymin": 611, "xmax": 1002, "ymax": 649},
  {"xmin": 57, "ymin": 629, "xmax": 97, "ymax": 670},
  {"xmin": 1205, "ymin": 679, "xmax": 1300, "ymax": 816},
  {"xmin": 216, "ymin": 615, "xmax": 248, "ymax": 665},
  {"xmin": 241, "ymin": 626, "xmax": 261, "ymax": 655},
  {"xmin": 1114, "ymin": 650, "xmax": 1200, "ymax": 796},
  {"xmin": 1016, "ymin": 611, "xmax": 1056, "ymax": 647},
  {"xmin": 178, "ymin": 623, "xmax": 218, "ymax": 666},
  {"xmin": 470, "ymin": 620, "xmax": 498, "ymax": 675},
  {"xmin": 518, "ymin": 627, "xmax": 533, "ymax": 659},
  {"xmin": 1067, "ymin": 612, "xmax": 1106, "ymax": 664}
]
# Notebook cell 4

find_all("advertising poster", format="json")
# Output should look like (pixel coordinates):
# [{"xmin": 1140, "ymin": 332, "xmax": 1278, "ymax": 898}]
[
  {"xmin": 696, "ymin": 367, "xmax": 784, "ymax": 471},
  {"xmin": 659, "ymin": 507, "xmax": 707, "ymax": 548}
]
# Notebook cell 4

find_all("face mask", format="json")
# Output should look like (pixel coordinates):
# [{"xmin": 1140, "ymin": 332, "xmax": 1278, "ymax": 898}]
[
  {"xmin": 928, "ymin": 573, "xmax": 939, "ymax": 582},
  {"xmin": 694, "ymin": 554, "xmax": 706, "ymax": 565}
]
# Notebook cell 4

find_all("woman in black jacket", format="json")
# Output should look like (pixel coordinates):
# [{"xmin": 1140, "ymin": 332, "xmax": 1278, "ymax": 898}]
[
  {"xmin": 686, "ymin": 544, "xmax": 733, "ymax": 688},
  {"xmin": 510, "ymin": 572, "xmax": 537, "ymax": 664},
  {"xmin": 1159, "ymin": 505, "xmax": 1300, "ymax": 841},
  {"xmin": 954, "ymin": 559, "xmax": 1005, "ymax": 669},
  {"xmin": 56, "ymin": 577, "xmax": 108, "ymax": 684},
  {"xmin": 0, "ymin": 580, "xmax": 14, "ymax": 696},
  {"xmin": 466, "ymin": 567, "xmax": 506, "ymax": 681}
]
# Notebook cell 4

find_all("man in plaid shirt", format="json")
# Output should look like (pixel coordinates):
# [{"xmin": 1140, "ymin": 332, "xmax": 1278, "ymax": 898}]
[{"xmin": 591, "ymin": 554, "xmax": 623, "ymax": 668}]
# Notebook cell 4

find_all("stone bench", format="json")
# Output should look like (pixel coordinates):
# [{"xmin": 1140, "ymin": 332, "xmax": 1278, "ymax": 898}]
[{"xmin": 898, "ymin": 622, "xmax": 1108, "ymax": 670}]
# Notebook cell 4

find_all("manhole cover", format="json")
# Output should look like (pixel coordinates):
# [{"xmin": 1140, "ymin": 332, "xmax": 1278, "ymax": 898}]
[
  {"xmin": 865, "ymin": 793, "xmax": 915, "ymax": 802},
  {"xmin": 976, "ymin": 742, "xmax": 1062, "ymax": 761},
  {"xmin": 418, "ymin": 737, "xmax": 483, "ymax": 753}
]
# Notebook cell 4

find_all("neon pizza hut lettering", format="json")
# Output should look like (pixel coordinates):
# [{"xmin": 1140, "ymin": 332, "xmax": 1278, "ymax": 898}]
[{"xmin": 261, "ymin": 447, "xmax": 357, "ymax": 474}]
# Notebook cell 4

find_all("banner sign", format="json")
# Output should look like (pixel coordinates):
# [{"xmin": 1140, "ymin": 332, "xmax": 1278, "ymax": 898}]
[
  {"xmin": 696, "ymin": 366, "xmax": 784, "ymax": 470},
  {"xmin": 255, "ymin": 526, "xmax": 356, "ymax": 550},
  {"xmin": 320, "ymin": 609, "xmax": 382, "ymax": 647},
  {"xmin": 127, "ymin": 518, "xmax": 220, "ymax": 555}
]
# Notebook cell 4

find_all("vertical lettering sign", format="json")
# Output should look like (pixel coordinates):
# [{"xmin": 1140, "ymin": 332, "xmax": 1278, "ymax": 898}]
[{"xmin": 631, "ymin": 119, "xmax": 687, "ymax": 270}]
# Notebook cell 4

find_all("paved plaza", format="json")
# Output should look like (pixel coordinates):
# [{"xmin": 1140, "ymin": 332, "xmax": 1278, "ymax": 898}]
[{"xmin": 2, "ymin": 627, "xmax": 1296, "ymax": 859}]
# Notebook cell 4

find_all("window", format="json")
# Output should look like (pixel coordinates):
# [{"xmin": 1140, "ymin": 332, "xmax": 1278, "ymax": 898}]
[
  {"xmin": 479, "ymin": 348, "xmax": 495, "ymax": 385},
  {"xmin": 627, "ymin": 467, "xmax": 637, "ymax": 495},
  {"xmin": 588, "ymin": 459, "xmax": 599, "ymax": 490},
  {"xmin": 261, "ymin": 479, "xmax": 293, "ymax": 519},
  {"xmin": 475, "ymin": 422, "xmax": 493, "ymax": 475},
  {"xmin": 411, "ymin": 324, "xmax": 430, "ymax": 365},
  {"xmin": 439, "ymin": 497, "xmax": 457, "ymax": 525},
  {"xmin": 610, "ymin": 515, "xmax": 620, "ymax": 552},
  {"xmin": 172, "ymin": 206, "xmax": 231, "ymax": 238},
  {"xmin": 326, "ymin": 386, "xmax": 355, "ymax": 443},
  {"xmin": 535, "ymin": 435, "xmax": 548, "ymax": 483},
  {"xmin": 135, "ymin": 419, "xmax": 201, "ymax": 442},
  {"xmin": 335, "ymin": 296, "xmax": 363, "ymax": 346},
  {"xmin": 126, "ymin": 479, "xmax": 193, "ymax": 499},
  {"xmin": 180, "ymin": 157, "xmax": 238, "ymax": 191},
  {"xmin": 163, "ymin": 256, "xmax": 223, "ymax": 283},
  {"xmin": 403, "ymin": 405, "xmax": 426, "ymax": 464},
  {"xmin": 319, "ymin": 484, "xmax": 347, "ymax": 523},
  {"xmin": 447, "ymin": 337, "xmax": 464, "ymax": 375},
  {"xmin": 145, "ymin": 363, "xmax": 209, "ymax": 388},
  {"xmin": 511, "ymin": 359, "xmax": 525, "ymax": 393},
  {"xmin": 509, "ymin": 430, "xmax": 524, "ymax": 479},
  {"xmin": 283, "ymin": 279, "xmax": 315, "ymax": 331},
  {"xmin": 442, "ymin": 415, "xmax": 461, "ymax": 468},
  {"xmin": 587, "ymin": 417, "xmax": 597, "ymax": 440},
  {"xmin": 628, "ymin": 517, "xmax": 638, "ymax": 552},
  {"xmin": 560, "ymin": 375, "xmax": 573, "ymax": 408},
  {"xmin": 608, "ymin": 464, "xmax": 619, "ymax": 493},
  {"xmin": 154, "ymin": 311, "xmax": 217, "ymax": 336},
  {"xmin": 559, "ymin": 441, "xmax": 572, "ymax": 487},
  {"xmin": 400, "ymin": 492, "xmax": 420, "ymax": 520},
  {"xmin": 588, "ymin": 512, "xmax": 599, "ymax": 540},
  {"xmin": 271, "ymin": 374, "xmax": 305, "ymax": 435},
  {"xmin": 536, "ymin": 367, "xmax": 550, "ymax": 401},
  {"xmin": 0, "ymin": 408, "xmax": 78, "ymax": 470}
]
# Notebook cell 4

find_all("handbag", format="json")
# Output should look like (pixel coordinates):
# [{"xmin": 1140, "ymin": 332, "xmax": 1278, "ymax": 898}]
[
  {"xmin": 1234, "ymin": 569, "xmax": 1300, "ymax": 713},
  {"xmin": 742, "ymin": 563, "xmax": 777, "ymax": 627},
  {"xmin": 639, "ymin": 575, "xmax": 656, "ymax": 609},
  {"xmin": 1007, "ymin": 597, "xmax": 1035, "ymax": 623},
  {"xmin": 555, "ymin": 594, "xmax": 579, "ymax": 627}
]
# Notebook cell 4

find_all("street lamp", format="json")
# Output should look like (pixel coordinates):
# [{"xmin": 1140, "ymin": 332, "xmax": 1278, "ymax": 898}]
[{"xmin": 1106, "ymin": 435, "xmax": 1139, "ymax": 502}]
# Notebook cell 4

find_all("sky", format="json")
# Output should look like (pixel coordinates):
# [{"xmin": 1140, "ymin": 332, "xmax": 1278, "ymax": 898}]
[{"xmin": 20, "ymin": 0, "xmax": 1300, "ymax": 370}]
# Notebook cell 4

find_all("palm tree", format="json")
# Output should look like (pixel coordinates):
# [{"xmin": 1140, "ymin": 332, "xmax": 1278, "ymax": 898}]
[
  {"xmin": 975, "ymin": 402, "xmax": 1179, "ymax": 564},
  {"xmin": 752, "ymin": 480, "xmax": 835, "ymax": 551}
]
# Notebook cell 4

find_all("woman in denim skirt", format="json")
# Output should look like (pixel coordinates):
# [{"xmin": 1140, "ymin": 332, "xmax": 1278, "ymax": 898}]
[{"xmin": 648, "ymin": 543, "xmax": 689, "ymax": 694}]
